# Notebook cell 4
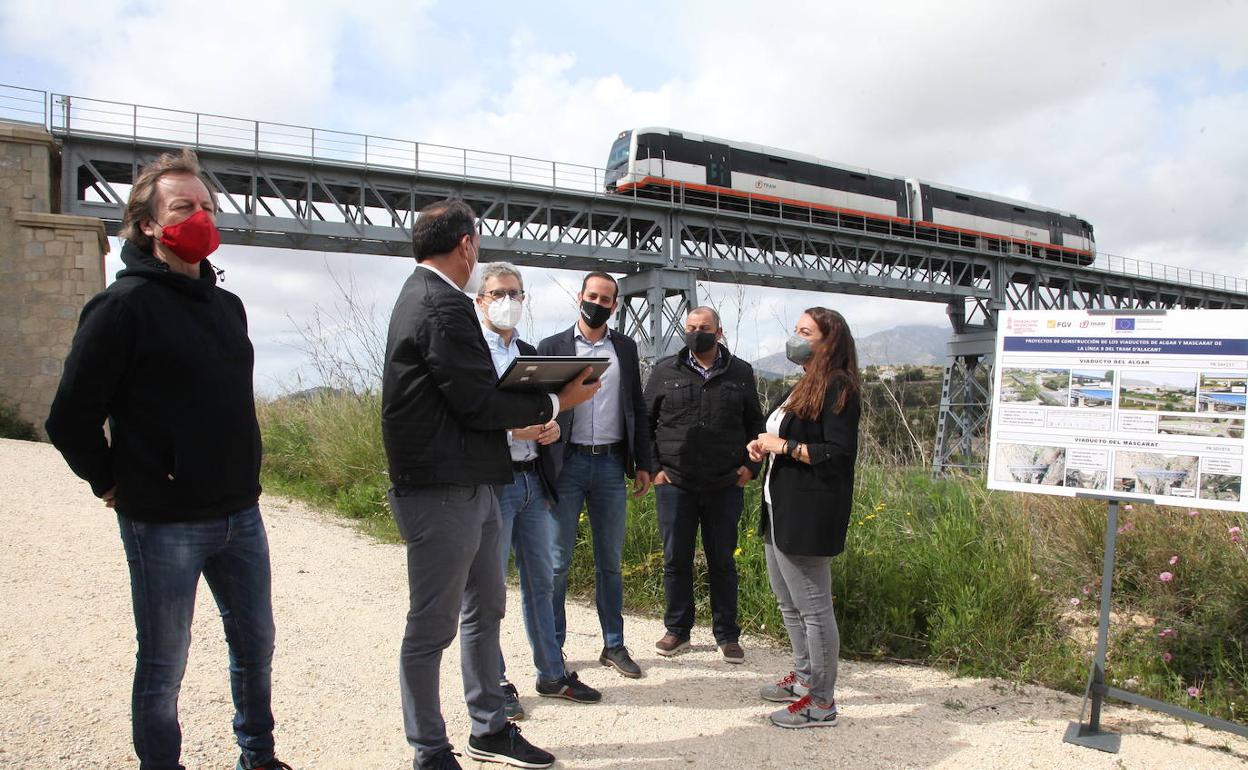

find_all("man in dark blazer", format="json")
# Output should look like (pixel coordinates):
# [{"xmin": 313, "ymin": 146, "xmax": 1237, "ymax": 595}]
[
  {"xmin": 537, "ymin": 271, "xmax": 653, "ymax": 680},
  {"xmin": 382, "ymin": 200, "xmax": 599, "ymax": 770}
]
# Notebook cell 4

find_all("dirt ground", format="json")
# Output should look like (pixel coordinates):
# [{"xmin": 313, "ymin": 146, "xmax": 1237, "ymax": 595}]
[{"xmin": 2, "ymin": 437, "xmax": 1245, "ymax": 769}]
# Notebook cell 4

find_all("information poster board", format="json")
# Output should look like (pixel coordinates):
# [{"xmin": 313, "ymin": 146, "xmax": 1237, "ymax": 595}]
[{"xmin": 987, "ymin": 309, "xmax": 1248, "ymax": 512}]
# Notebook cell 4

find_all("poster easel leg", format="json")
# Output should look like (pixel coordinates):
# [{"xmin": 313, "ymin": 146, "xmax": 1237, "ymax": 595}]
[{"xmin": 1064, "ymin": 498, "xmax": 1123, "ymax": 753}]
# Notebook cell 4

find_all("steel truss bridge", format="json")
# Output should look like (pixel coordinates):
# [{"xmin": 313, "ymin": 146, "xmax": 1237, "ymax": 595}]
[{"xmin": 5, "ymin": 85, "xmax": 1248, "ymax": 475}]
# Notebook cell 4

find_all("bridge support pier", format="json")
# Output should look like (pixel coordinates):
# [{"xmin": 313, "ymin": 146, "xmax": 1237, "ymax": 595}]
[
  {"xmin": 0, "ymin": 122, "xmax": 108, "ymax": 439},
  {"xmin": 616, "ymin": 268, "xmax": 698, "ymax": 375},
  {"xmin": 932, "ymin": 298, "xmax": 998, "ymax": 476}
]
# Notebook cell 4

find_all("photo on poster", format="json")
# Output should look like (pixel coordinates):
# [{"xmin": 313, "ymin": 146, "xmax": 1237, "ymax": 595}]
[
  {"xmin": 1157, "ymin": 415, "xmax": 1244, "ymax": 439},
  {"xmin": 1198, "ymin": 373, "xmax": 1247, "ymax": 415},
  {"xmin": 1199, "ymin": 474, "xmax": 1242, "ymax": 502},
  {"xmin": 1118, "ymin": 370, "xmax": 1198, "ymax": 412},
  {"xmin": 1068, "ymin": 369, "xmax": 1114, "ymax": 409},
  {"xmin": 1065, "ymin": 468, "xmax": 1108, "ymax": 490},
  {"xmin": 998, "ymin": 368, "xmax": 1070, "ymax": 407},
  {"xmin": 993, "ymin": 443, "xmax": 1065, "ymax": 486},
  {"xmin": 1112, "ymin": 452, "xmax": 1199, "ymax": 496}
]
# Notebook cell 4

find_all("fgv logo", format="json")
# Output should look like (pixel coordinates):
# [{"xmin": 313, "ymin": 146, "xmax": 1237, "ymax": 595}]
[{"xmin": 1115, "ymin": 318, "xmax": 1136, "ymax": 331}]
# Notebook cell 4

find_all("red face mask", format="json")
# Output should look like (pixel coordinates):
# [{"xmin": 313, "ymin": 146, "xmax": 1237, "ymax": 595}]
[{"xmin": 157, "ymin": 209, "xmax": 221, "ymax": 265}]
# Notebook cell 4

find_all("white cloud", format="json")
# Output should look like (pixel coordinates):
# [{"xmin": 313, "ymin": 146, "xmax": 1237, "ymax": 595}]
[{"xmin": 10, "ymin": 0, "xmax": 1248, "ymax": 389}]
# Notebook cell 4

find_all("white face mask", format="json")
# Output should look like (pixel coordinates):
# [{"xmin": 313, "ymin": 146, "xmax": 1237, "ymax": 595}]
[
  {"xmin": 462, "ymin": 260, "xmax": 484, "ymax": 296},
  {"xmin": 486, "ymin": 296, "xmax": 525, "ymax": 330}
]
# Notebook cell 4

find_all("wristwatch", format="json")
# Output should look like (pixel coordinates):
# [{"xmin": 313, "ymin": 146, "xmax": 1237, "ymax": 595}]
[{"xmin": 784, "ymin": 439, "xmax": 798, "ymax": 458}]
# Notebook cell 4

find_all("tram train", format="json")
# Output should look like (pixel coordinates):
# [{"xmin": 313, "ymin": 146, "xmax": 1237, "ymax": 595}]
[{"xmin": 603, "ymin": 128, "xmax": 1095, "ymax": 265}]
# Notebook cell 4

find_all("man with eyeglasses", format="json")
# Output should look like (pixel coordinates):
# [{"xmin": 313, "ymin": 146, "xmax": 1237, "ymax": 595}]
[{"xmin": 474, "ymin": 263, "xmax": 603, "ymax": 721}]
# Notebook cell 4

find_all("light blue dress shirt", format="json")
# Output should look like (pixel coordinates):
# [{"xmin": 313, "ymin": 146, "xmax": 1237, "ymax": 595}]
[
  {"xmin": 570, "ymin": 329, "xmax": 623, "ymax": 446},
  {"xmin": 482, "ymin": 324, "xmax": 539, "ymax": 462}
]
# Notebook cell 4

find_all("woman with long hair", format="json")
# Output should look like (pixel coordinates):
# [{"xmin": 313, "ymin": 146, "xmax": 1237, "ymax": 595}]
[{"xmin": 746, "ymin": 307, "xmax": 861, "ymax": 728}]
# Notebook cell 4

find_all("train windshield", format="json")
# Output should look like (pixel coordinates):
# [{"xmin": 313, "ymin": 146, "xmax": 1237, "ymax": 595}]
[{"xmin": 606, "ymin": 131, "xmax": 632, "ymax": 168}]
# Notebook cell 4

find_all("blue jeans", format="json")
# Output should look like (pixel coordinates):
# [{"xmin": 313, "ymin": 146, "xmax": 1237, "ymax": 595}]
[
  {"xmin": 117, "ymin": 505, "xmax": 276, "ymax": 770},
  {"xmin": 498, "ymin": 469, "xmax": 565, "ymax": 684},
  {"xmin": 550, "ymin": 451, "xmax": 628, "ymax": 649}
]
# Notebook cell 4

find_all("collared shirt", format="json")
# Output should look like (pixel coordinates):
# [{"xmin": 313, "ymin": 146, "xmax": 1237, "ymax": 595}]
[
  {"xmin": 414, "ymin": 261, "xmax": 460, "ymax": 290},
  {"xmin": 686, "ymin": 346, "xmax": 726, "ymax": 380},
  {"xmin": 481, "ymin": 324, "xmax": 539, "ymax": 462},
  {"xmin": 569, "ymin": 327, "xmax": 623, "ymax": 445}
]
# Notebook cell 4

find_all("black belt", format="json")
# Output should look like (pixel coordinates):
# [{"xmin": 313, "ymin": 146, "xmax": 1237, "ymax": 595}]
[
  {"xmin": 569, "ymin": 442, "xmax": 624, "ymax": 456},
  {"xmin": 512, "ymin": 459, "xmax": 538, "ymax": 472}
]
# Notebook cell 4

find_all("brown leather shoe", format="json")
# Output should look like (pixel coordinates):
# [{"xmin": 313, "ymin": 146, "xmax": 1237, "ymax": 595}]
[
  {"xmin": 719, "ymin": 641, "xmax": 745, "ymax": 664},
  {"xmin": 654, "ymin": 632, "xmax": 690, "ymax": 657}
]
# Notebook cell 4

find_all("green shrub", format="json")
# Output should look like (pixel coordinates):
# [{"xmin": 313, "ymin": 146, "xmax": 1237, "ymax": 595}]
[
  {"xmin": 256, "ymin": 390, "xmax": 1248, "ymax": 721},
  {"xmin": 0, "ymin": 396, "xmax": 39, "ymax": 441}
]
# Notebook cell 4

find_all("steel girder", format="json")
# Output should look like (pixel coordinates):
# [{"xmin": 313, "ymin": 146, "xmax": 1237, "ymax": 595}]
[{"xmin": 53, "ymin": 133, "xmax": 1248, "ymax": 476}]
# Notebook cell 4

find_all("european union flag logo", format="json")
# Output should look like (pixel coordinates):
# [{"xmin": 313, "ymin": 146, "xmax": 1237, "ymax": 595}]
[{"xmin": 1115, "ymin": 318, "xmax": 1135, "ymax": 330}]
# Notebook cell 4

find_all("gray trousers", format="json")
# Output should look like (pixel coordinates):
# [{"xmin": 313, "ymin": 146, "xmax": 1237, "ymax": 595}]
[
  {"xmin": 764, "ymin": 540, "xmax": 840, "ymax": 705},
  {"xmin": 388, "ymin": 483, "xmax": 507, "ymax": 768}
]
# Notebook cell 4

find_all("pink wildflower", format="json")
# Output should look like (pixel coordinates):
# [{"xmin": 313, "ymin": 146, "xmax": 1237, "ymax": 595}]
[
  {"xmin": 1158, "ymin": 627, "xmax": 1176, "ymax": 639},
  {"xmin": 1124, "ymin": 504, "xmax": 1134, "ymax": 511},
  {"xmin": 1159, "ymin": 571, "xmax": 1174, "ymax": 583},
  {"xmin": 1162, "ymin": 652, "xmax": 1173, "ymax": 662},
  {"xmin": 1187, "ymin": 510, "xmax": 1199, "ymax": 517},
  {"xmin": 1081, "ymin": 585, "xmax": 1092, "ymax": 596},
  {"xmin": 1187, "ymin": 686, "xmax": 1201, "ymax": 698},
  {"xmin": 1169, "ymin": 555, "xmax": 1179, "ymax": 565},
  {"xmin": 1069, "ymin": 597, "xmax": 1081, "ymax": 607},
  {"xmin": 1231, "ymin": 526, "xmax": 1243, "ymax": 535}
]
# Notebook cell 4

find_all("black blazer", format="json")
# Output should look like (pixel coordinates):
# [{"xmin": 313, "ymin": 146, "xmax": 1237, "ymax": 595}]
[
  {"xmin": 381, "ymin": 267, "xmax": 554, "ymax": 487},
  {"xmin": 758, "ymin": 381, "xmax": 861, "ymax": 557},
  {"xmin": 537, "ymin": 325, "xmax": 653, "ymax": 480},
  {"xmin": 516, "ymin": 338, "xmax": 560, "ymax": 503}
]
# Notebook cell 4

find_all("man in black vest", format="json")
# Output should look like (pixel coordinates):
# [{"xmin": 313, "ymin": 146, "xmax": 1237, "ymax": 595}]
[
  {"xmin": 538, "ymin": 272, "xmax": 653, "ymax": 680},
  {"xmin": 382, "ymin": 200, "xmax": 599, "ymax": 770},
  {"xmin": 644, "ymin": 306, "xmax": 766, "ymax": 663}
]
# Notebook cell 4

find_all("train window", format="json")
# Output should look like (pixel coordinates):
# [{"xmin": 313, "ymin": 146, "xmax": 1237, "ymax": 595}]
[
  {"xmin": 769, "ymin": 157, "xmax": 788, "ymax": 164},
  {"xmin": 956, "ymin": 194, "xmax": 970, "ymax": 201},
  {"xmin": 1014, "ymin": 206, "xmax": 1025, "ymax": 213},
  {"xmin": 851, "ymin": 173, "xmax": 866, "ymax": 180}
]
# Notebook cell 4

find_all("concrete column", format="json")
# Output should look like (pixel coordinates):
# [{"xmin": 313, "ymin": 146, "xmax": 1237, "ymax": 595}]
[{"xmin": 0, "ymin": 121, "xmax": 109, "ymax": 439}]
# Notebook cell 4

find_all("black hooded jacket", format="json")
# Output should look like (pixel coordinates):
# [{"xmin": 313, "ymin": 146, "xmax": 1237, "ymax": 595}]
[{"xmin": 45, "ymin": 241, "xmax": 262, "ymax": 522}]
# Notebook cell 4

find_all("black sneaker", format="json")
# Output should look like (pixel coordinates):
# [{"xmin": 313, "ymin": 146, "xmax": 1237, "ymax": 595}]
[
  {"xmin": 236, "ymin": 758, "xmax": 294, "ymax": 770},
  {"xmin": 465, "ymin": 723, "xmax": 554, "ymax": 768},
  {"xmin": 599, "ymin": 645, "xmax": 642, "ymax": 678},
  {"xmin": 536, "ymin": 670, "xmax": 603, "ymax": 702},
  {"xmin": 502, "ymin": 681, "xmax": 525, "ymax": 720},
  {"xmin": 420, "ymin": 748, "xmax": 463, "ymax": 769}
]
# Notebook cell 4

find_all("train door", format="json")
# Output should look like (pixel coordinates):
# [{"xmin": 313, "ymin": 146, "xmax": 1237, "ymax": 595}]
[
  {"xmin": 905, "ymin": 178, "xmax": 923, "ymax": 221},
  {"xmin": 705, "ymin": 142, "xmax": 731, "ymax": 188}
]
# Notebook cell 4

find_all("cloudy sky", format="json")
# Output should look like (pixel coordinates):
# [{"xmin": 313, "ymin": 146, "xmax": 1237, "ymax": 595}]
[{"xmin": 3, "ymin": 0, "xmax": 1246, "ymax": 393}]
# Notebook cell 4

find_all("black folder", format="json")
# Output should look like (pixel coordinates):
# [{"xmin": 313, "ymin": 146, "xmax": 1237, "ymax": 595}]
[{"xmin": 496, "ymin": 356, "xmax": 610, "ymax": 392}]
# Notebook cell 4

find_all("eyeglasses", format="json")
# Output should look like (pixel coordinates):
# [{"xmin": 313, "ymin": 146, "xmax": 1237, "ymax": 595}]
[{"xmin": 480, "ymin": 289, "xmax": 526, "ymax": 301}]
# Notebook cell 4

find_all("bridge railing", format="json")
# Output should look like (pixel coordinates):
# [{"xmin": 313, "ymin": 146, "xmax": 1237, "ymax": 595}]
[
  {"xmin": 2, "ymin": 84, "xmax": 1245, "ymax": 296},
  {"xmin": 0, "ymin": 84, "xmax": 47, "ymax": 127}
]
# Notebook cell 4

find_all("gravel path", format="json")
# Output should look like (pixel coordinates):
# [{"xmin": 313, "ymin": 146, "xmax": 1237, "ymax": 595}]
[{"xmin": 2, "ymin": 437, "xmax": 1245, "ymax": 769}]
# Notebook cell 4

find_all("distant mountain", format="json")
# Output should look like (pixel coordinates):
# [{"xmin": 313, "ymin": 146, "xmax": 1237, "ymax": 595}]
[
  {"xmin": 856, "ymin": 324, "xmax": 948, "ymax": 367},
  {"xmin": 752, "ymin": 324, "xmax": 947, "ymax": 378}
]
